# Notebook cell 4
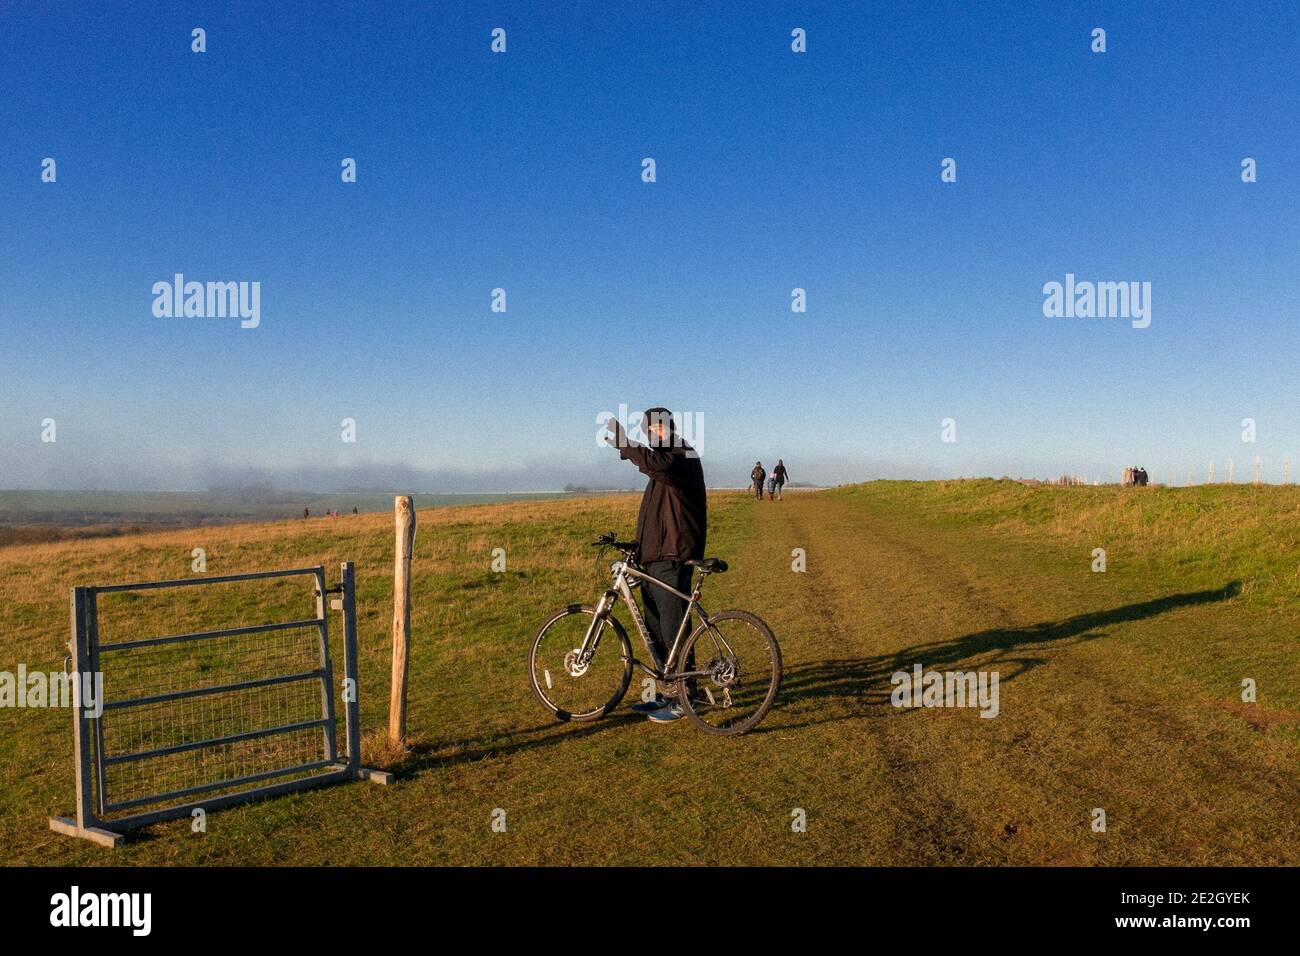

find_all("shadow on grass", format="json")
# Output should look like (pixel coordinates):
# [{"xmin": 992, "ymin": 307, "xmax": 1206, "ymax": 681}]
[
  {"xmin": 393, "ymin": 711, "xmax": 646, "ymax": 778},
  {"xmin": 392, "ymin": 582, "xmax": 1242, "ymax": 765},
  {"xmin": 763, "ymin": 581, "xmax": 1241, "ymax": 732}
]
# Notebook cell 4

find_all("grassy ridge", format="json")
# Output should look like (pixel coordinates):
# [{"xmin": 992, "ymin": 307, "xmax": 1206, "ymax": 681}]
[
  {"xmin": 855, "ymin": 479, "xmax": 1300, "ymax": 608},
  {"xmin": 1, "ymin": 481, "xmax": 1297, "ymax": 865}
]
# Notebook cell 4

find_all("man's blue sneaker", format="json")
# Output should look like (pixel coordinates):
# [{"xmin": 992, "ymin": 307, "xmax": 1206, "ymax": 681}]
[
  {"xmin": 629, "ymin": 695, "xmax": 671, "ymax": 714},
  {"xmin": 645, "ymin": 702, "xmax": 686, "ymax": 723}
]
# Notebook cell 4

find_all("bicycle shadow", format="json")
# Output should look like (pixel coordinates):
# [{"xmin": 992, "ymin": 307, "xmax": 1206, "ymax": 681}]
[{"xmin": 761, "ymin": 581, "xmax": 1241, "ymax": 733}]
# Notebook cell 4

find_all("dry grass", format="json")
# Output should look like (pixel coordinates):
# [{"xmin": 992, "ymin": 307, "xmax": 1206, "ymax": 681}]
[{"xmin": 2, "ymin": 482, "xmax": 1297, "ymax": 865}]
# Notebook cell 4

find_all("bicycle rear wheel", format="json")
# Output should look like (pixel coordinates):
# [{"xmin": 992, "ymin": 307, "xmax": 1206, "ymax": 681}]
[
  {"xmin": 676, "ymin": 610, "xmax": 781, "ymax": 736},
  {"xmin": 529, "ymin": 605, "xmax": 632, "ymax": 721}
]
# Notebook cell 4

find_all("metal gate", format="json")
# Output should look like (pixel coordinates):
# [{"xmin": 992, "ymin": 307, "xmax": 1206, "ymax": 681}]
[{"xmin": 49, "ymin": 561, "xmax": 391, "ymax": 847}]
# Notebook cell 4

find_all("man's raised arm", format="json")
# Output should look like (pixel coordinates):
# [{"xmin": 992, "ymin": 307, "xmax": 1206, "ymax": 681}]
[{"xmin": 606, "ymin": 418, "xmax": 677, "ymax": 478}]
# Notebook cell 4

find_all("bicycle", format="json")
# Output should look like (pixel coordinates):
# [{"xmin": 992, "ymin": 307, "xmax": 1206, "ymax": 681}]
[{"xmin": 528, "ymin": 532, "xmax": 782, "ymax": 736}]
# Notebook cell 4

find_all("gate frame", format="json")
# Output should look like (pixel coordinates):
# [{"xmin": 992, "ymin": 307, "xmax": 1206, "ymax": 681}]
[{"xmin": 49, "ymin": 561, "xmax": 391, "ymax": 848}]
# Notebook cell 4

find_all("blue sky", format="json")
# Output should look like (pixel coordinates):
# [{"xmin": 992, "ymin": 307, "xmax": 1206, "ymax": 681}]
[{"xmin": 2, "ymin": 1, "xmax": 1297, "ymax": 491}]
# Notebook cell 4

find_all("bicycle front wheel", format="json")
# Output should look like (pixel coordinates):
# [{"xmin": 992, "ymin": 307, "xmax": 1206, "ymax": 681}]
[
  {"xmin": 529, "ymin": 605, "xmax": 632, "ymax": 722},
  {"xmin": 676, "ymin": 610, "xmax": 782, "ymax": 736}
]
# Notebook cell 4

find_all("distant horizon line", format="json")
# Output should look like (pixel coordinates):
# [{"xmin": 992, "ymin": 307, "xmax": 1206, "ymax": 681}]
[
  {"xmin": 10, "ymin": 476, "xmax": 1300, "ymax": 498},
  {"xmin": 0, "ymin": 484, "xmax": 829, "ymax": 497}
]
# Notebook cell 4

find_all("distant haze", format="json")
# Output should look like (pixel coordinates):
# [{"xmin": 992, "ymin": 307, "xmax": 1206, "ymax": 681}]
[{"xmin": 1, "ymin": 450, "xmax": 886, "ymax": 494}]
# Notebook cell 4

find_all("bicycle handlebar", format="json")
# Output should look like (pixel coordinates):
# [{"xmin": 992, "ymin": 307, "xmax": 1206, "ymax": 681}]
[{"xmin": 592, "ymin": 532, "xmax": 637, "ymax": 554}]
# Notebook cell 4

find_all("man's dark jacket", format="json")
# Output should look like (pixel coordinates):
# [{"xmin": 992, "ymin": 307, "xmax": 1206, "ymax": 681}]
[{"xmin": 620, "ymin": 439, "xmax": 707, "ymax": 563}]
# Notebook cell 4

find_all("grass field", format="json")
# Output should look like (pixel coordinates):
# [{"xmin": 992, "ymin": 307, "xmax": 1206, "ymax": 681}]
[{"xmin": 2, "ymin": 480, "xmax": 1298, "ymax": 865}]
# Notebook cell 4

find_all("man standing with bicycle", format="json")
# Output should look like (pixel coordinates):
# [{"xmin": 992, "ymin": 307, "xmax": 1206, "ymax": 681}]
[{"xmin": 605, "ymin": 407, "xmax": 706, "ymax": 723}]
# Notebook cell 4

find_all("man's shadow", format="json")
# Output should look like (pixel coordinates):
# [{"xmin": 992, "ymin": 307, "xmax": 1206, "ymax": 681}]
[{"xmin": 764, "ymin": 581, "xmax": 1241, "ymax": 732}]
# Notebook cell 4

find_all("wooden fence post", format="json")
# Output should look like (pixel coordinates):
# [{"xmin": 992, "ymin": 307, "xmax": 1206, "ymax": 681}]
[{"xmin": 389, "ymin": 495, "xmax": 416, "ymax": 748}]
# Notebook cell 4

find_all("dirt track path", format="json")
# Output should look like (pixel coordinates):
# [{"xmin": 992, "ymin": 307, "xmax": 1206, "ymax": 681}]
[{"xmin": 738, "ymin": 490, "xmax": 1300, "ymax": 865}]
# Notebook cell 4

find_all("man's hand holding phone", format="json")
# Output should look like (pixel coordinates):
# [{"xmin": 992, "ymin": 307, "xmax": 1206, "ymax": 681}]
[{"xmin": 604, "ymin": 416, "xmax": 625, "ymax": 448}]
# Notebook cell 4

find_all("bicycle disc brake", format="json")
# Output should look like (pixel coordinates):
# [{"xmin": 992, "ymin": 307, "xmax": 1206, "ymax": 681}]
[
  {"xmin": 705, "ymin": 655, "xmax": 739, "ymax": 689},
  {"xmin": 563, "ymin": 649, "xmax": 589, "ymax": 678}
]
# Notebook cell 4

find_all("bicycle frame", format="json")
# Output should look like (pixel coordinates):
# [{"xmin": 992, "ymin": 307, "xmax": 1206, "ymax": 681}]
[{"xmin": 577, "ymin": 559, "xmax": 728, "ymax": 683}]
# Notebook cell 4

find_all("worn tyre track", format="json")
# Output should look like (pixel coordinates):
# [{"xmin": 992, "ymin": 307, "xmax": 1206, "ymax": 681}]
[{"xmin": 753, "ymin": 490, "xmax": 1300, "ymax": 864}]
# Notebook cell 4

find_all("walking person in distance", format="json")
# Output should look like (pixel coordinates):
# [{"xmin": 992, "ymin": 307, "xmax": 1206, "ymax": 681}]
[{"xmin": 772, "ymin": 459, "xmax": 788, "ymax": 500}]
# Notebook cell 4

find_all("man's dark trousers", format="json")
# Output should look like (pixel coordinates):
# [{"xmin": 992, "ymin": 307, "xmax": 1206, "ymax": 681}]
[{"xmin": 642, "ymin": 560, "xmax": 695, "ymax": 687}]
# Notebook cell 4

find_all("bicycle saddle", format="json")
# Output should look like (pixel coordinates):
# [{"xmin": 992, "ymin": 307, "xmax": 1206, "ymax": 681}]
[{"xmin": 685, "ymin": 558, "xmax": 728, "ymax": 573}]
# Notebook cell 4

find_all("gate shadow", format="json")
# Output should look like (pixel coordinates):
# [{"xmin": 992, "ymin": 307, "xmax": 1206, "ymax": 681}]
[{"xmin": 393, "ymin": 711, "xmax": 646, "ymax": 777}]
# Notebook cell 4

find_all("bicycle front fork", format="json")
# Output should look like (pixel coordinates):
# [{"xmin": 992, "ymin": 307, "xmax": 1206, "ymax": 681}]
[{"xmin": 577, "ymin": 590, "xmax": 617, "ymax": 666}]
